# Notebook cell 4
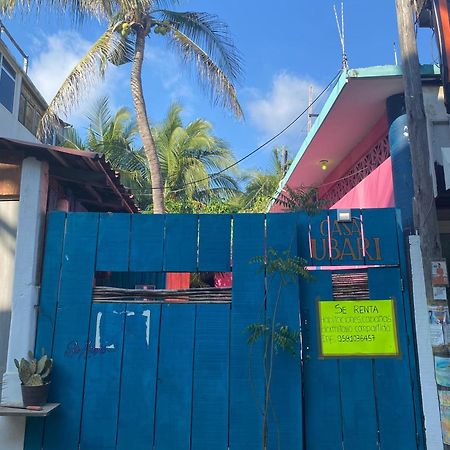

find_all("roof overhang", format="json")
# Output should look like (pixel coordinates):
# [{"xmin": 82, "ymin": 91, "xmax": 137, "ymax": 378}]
[
  {"xmin": 271, "ymin": 64, "xmax": 441, "ymax": 208},
  {"xmin": 0, "ymin": 137, "xmax": 139, "ymax": 213}
]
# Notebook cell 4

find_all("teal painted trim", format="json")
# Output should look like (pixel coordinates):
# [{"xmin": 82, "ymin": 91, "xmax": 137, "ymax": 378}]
[
  {"xmin": 269, "ymin": 70, "xmax": 348, "ymax": 209},
  {"xmin": 347, "ymin": 64, "xmax": 440, "ymax": 79}
]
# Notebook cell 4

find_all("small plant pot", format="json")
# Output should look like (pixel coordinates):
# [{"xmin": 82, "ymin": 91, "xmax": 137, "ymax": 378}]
[{"xmin": 21, "ymin": 383, "xmax": 49, "ymax": 407}]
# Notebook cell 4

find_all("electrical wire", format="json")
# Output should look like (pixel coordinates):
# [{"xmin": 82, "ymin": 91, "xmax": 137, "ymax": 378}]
[{"xmin": 134, "ymin": 70, "xmax": 343, "ymax": 196}]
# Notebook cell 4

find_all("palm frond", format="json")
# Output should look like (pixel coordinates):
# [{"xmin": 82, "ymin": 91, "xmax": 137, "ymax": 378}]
[
  {"xmin": 38, "ymin": 26, "xmax": 130, "ymax": 139},
  {"xmin": 155, "ymin": 10, "xmax": 242, "ymax": 80},
  {"xmin": 0, "ymin": 0, "xmax": 112, "ymax": 20},
  {"xmin": 62, "ymin": 127, "xmax": 86, "ymax": 150},
  {"xmin": 161, "ymin": 22, "xmax": 243, "ymax": 118},
  {"xmin": 275, "ymin": 186, "xmax": 328, "ymax": 214}
]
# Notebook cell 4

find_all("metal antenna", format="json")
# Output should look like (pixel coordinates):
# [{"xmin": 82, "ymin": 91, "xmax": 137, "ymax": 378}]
[
  {"xmin": 307, "ymin": 85, "xmax": 319, "ymax": 132},
  {"xmin": 393, "ymin": 42, "xmax": 399, "ymax": 65},
  {"xmin": 334, "ymin": 2, "xmax": 348, "ymax": 70}
]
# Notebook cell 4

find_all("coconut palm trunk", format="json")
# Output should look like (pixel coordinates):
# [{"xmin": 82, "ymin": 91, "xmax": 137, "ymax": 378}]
[{"xmin": 131, "ymin": 24, "xmax": 165, "ymax": 213}]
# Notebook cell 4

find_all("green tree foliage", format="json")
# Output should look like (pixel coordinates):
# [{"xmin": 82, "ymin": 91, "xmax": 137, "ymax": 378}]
[{"xmin": 64, "ymin": 99, "xmax": 242, "ymax": 212}]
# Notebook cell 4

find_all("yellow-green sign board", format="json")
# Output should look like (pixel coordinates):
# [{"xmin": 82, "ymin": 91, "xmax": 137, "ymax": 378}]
[{"xmin": 318, "ymin": 299, "xmax": 399, "ymax": 357}]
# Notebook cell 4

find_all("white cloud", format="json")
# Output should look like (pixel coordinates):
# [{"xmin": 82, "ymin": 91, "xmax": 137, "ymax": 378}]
[
  {"xmin": 29, "ymin": 31, "xmax": 92, "ymax": 103},
  {"xmin": 246, "ymin": 72, "xmax": 323, "ymax": 145},
  {"xmin": 28, "ymin": 31, "xmax": 128, "ymax": 125},
  {"xmin": 144, "ymin": 46, "xmax": 193, "ymax": 104}
]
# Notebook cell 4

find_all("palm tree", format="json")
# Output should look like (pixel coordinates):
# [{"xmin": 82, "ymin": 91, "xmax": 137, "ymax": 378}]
[
  {"xmin": 64, "ymin": 99, "xmax": 241, "ymax": 211},
  {"xmin": 1, "ymin": 0, "xmax": 243, "ymax": 213},
  {"xmin": 63, "ymin": 97, "xmax": 151, "ymax": 209},
  {"xmin": 154, "ymin": 103, "xmax": 240, "ymax": 210},
  {"xmin": 242, "ymin": 146, "xmax": 290, "ymax": 211}
]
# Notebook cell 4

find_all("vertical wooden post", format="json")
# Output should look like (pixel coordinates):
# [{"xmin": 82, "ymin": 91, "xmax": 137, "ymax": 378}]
[
  {"xmin": 395, "ymin": 0, "xmax": 442, "ymax": 300},
  {"xmin": 396, "ymin": 2, "xmax": 446, "ymax": 448}
]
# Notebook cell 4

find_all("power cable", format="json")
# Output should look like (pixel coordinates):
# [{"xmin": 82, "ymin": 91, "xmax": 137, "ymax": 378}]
[{"xmin": 134, "ymin": 70, "xmax": 343, "ymax": 196}]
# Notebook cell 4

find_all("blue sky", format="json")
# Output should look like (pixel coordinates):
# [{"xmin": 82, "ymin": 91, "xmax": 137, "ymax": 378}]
[{"xmin": 1, "ymin": 0, "xmax": 436, "ymax": 173}]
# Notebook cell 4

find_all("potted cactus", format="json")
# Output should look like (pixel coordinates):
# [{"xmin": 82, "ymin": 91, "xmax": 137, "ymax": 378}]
[{"xmin": 14, "ymin": 350, "xmax": 53, "ymax": 406}]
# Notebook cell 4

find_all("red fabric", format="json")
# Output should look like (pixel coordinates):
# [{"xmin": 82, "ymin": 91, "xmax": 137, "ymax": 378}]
[
  {"xmin": 166, "ymin": 272, "xmax": 191, "ymax": 289},
  {"xmin": 214, "ymin": 272, "xmax": 232, "ymax": 287},
  {"xmin": 330, "ymin": 158, "xmax": 394, "ymax": 209}
]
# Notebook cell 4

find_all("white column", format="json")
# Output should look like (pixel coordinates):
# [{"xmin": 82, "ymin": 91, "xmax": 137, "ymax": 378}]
[
  {"xmin": 0, "ymin": 157, "xmax": 49, "ymax": 450},
  {"xmin": 409, "ymin": 235, "xmax": 444, "ymax": 449}
]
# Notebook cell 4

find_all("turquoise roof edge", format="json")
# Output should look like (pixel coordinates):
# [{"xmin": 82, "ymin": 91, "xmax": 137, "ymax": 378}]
[{"xmin": 267, "ymin": 64, "xmax": 441, "ymax": 211}]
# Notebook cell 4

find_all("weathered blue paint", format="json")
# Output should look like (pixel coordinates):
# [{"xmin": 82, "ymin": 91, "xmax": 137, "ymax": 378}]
[
  {"xmin": 266, "ymin": 213, "xmax": 302, "ymax": 450},
  {"xmin": 80, "ymin": 303, "xmax": 125, "ymax": 449},
  {"xmin": 301, "ymin": 270, "xmax": 343, "ymax": 450},
  {"xmin": 96, "ymin": 213, "xmax": 130, "ymax": 272},
  {"xmin": 163, "ymin": 214, "xmax": 198, "ymax": 272},
  {"xmin": 23, "ymin": 212, "xmax": 67, "ymax": 450},
  {"xmin": 25, "ymin": 210, "xmax": 424, "ymax": 450},
  {"xmin": 130, "ymin": 214, "xmax": 165, "ymax": 272},
  {"xmin": 154, "ymin": 304, "xmax": 196, "ymax": 450},
  {"xmin": 229, "ymin": 214, "xmax": 266, "ymax": 450},
  {"xmin": 369, "ymin": 267, "xmax": 418, "ymax": 450},
  {"xmin": 362, "ymin": 208, "xmax": 400, "ymax": 266},
  {"xmin": 116, "ymin": 304, "xmax": 161, "ymax": 450},
  {"xmin": 395, "ymin": 210, "xmax": 426, "ymax": 448},
  {"xmin": 42, "ymin": 213, "xmax": 99, "ymax": 450},
  {"xmin": 191, "ymin": 304, "xmax": 230, "ymax": 450},
  {"xmin": 198, "ymin": 214, "xmax": 232, "ymax": 272}
]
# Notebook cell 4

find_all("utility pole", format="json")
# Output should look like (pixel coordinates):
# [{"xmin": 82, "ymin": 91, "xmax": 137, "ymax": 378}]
[{"xmin": 395, "ymin": 0, "xmax": 442, "ymax": 301}]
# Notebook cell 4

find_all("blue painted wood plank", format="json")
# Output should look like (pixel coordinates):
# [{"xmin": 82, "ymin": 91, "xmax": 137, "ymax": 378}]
[
  {"xmin": 163, "ymin": 214, "xmax": 198, "ymax": 272},
  {"xmin": 154, "ymin": 303, "xmax": 196, "ymax": 450},
  {"xmin": 191, "ymin": 304, "xmax": 230, "ymax": 450},
  {"xmin": 96, "ymin": 213, "xmax": 131, "ymax": 271},
  {"xmin": 24, "ymin": 212, "xmax": 66, "ymax": 450},
  {"xmin": 42, "ymin": 213, "xmax": 99, "ymax": 450},
  {"xmin": 309, "ymin": 211, "xmax": 332, "ymax": 266},
  {"xmin": 116, "ymin": 304, "xmax": 161, "ymax": 450},
  {"xmin": 328, "ymin": 209, "xmax": 365, "ymax": 265},
  {"xmin": 79, "ymin": 303, "xmax": 126, "ymax": 449},
  {"xmin": 339, "ymin": 357, "xmax": 379, "ymax": 450},
  {"xmin": 368, "ymin": 267, "xmax": 418, "ymax": 450},
  {"xmin": 362, "ymin": 208, "xmax": 399, "ymax": 265},
  {"xmin": 296, "ymin": 211, "xmax": 313, "ymax": 264},
  {"xmin": 130, "ymin": 214, "xmax": 165, "ymax": 272},
  {"xmin": 229, "ymin": 214, "xmax": 266, "ymax": 450},
  {"xmin": 198, "ymin": 214, "xmax": 232, "ymax": 272},
  {"xmin": 395, "ymin": 210, "xmax": 425, "ymax": 449},
  {"xmin": 266, "ymin": 213, "xmax": 302, "ymax": 450},
  {"xmin": 300, "ymin": 270, "xmax": 343, "ymax": 450}
]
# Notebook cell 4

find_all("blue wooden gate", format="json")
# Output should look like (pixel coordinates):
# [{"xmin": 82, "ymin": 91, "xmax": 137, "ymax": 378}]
[{"xmin": 24, "ymin": 209, "xmax": 424, "ymax": 450}]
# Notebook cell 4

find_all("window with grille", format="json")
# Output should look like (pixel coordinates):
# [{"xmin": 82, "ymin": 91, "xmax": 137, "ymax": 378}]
[{"xmin": 18, "ymin": 83, "xmax": 45, "ymax": 136}]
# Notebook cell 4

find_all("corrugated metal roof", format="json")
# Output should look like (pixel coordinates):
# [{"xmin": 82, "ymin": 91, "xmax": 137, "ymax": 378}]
[{"xmin": 0, "ymin": 137, "xmax": 139, "ymax": 213}]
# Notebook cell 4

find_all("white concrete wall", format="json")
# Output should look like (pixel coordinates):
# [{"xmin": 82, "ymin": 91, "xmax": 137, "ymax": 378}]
[
  {"xmin": 0, "ymin": 105, "xmax": 39, "ymax": 142},
  {"xmin": 0, "ymin": 200, "xmax": 19, "ymax": 379},
  {"xmin": 0, "ymin": 157, "xmax": 49, "ymax": 450},
  {"xmin": 409, "ymin": 235, "xmax": 444, "ymax": 449}
]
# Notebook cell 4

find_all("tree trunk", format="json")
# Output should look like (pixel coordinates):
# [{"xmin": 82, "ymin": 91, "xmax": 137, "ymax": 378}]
[{"xmin": 131, "ymin": 26, "xmax": 165, "ymax": 213}]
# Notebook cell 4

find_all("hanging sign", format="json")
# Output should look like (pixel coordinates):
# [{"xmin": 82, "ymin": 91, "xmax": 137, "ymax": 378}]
[{"xmin": 318, "ymin": 299, "xmax": 399, "ymax": 357}]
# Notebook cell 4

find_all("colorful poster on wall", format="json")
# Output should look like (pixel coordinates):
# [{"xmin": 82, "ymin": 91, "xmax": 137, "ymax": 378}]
[
  {"xmin": 433, "ymin": 286, "xmax": 448, "ymax": 301},
  {"xmin": 318, "ymin": 299, "xmax": 399, "ymax": 357},
  {"xmin": 435, "ymin": 356, "xmax": 450, "ymax": 387},
  {"xmin": 439, "ymin": 390, "xmax": 450, "ymax": 445},
  {"xmin": 432, "ymin": 260, "xmax": 449, "ymax": 286},
  {"xmin": 429, "ymin": 306, "xmax": 450, "ymax": 346}
]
